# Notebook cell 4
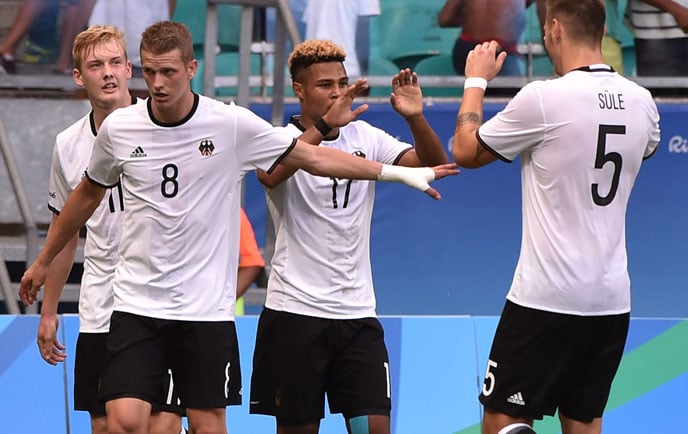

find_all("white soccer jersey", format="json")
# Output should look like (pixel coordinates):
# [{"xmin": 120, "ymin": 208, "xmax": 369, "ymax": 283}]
[
  {"xmin": 265, "ymin": 118, "xmax": 412, "ymax": 319},
  {"xmin": 49, "ymin": 103, "xmax": 136, "ymax": 332},
  {"xmin": 478, "ymin": 65, "xmax": 660, "ymax": 315},
  {"xmin": 87, "ymin": 95, "xmax": 296, "ymax": 321}
]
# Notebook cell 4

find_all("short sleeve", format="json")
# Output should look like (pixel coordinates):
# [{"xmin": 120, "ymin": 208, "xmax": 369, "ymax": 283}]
[
  {"xmin": 478, "ymin": 82, "xmax": 548, "ymax": 162},
  {"xmin": 47, "ymin": 143, "xmax": 69, "ymax": 214}
]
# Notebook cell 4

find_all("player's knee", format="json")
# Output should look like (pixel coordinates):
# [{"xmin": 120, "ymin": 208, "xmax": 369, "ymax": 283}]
[{"xmin": 497, "ymin": 422, "xmax": 537, "ymax": 434}]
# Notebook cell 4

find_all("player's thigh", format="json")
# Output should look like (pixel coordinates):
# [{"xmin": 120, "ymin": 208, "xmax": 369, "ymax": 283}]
[
  {"xmin": 167, "ymin": 319, "xmax": 241, "ymax": 409},
  {"xmin": 74, "ymin": 332, "xmax": 108, "ymax": 415},
  {"xmin": 99, "ymin": 311, "xmax": 169, "ymax": 404},
  {"xmin": 328, "ymin": 318, "xmax": 391, "ymax": 420},
  {"xmin": 558, "ymin": 313, "xmax": 629, "ymax": 423},
  {"xmin": 250, "ymin": 308, "xmax": 332, "ymax": 423}
]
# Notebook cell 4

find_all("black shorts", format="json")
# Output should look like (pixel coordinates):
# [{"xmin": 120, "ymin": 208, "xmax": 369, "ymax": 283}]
[
  {"xmin": 74, "ymin": 332, "xmax": 185, "ymax": 416},
  {"xmin": 479, "ymin": 301, "xmax": 629, "ymax": 422},
  {"xmin": 99, "ymin": 311, "xmax": 241, "ymax": 409},
  {"xmin": 250, "ymin": 308, "xmax": 391, "ymax": 424}
]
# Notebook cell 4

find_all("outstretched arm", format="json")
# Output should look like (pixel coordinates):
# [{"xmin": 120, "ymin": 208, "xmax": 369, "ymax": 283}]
[
  {"xmin": 390, "ymin": 69, "xmax": 449, "ymax": 167},
  {"xmin": 257, "ymin": 79, "xmax": 370, "ymax": 189},
  {"xmin": 452, "ymin": 41, "xmax": 505, "ymax": 168},
  {"xmin": 283, "ymin": 141, "xmax": 458, "ymax": 200},
  {"xmin": 19, "ymin": 178, "xmax": 104, "ymax": 304}
]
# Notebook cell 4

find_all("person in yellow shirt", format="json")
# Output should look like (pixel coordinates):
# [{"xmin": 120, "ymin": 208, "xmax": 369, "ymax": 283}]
[{"xmin": 235, "ymin": 208, "xmax": 265, "ymax": 315}]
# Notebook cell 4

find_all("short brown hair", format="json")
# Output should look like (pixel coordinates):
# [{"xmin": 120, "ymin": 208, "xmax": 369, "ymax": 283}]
[
  {"xmin": 546, "ymin": 0, "xmax": 605, "ymax": 46},
  {"xmin": 288, "ymin": 39, "xmax": 346, "ymax": 80},
  {"xmin": 140, "ymin": 21, "xmax": 194, "ymax": 63},
  {"xmin": 72, "ymin": 25, "xmax": 127, "ymax": 71}
]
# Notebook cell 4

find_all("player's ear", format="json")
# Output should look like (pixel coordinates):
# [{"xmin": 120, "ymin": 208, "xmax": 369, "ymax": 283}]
[
  {"xmin": 292, "ymin": 81, "xmax": 304, "ymax": 99},
  {"xmin": 187, "ymin": 58, "xmax": 198, "ymax": 80}
]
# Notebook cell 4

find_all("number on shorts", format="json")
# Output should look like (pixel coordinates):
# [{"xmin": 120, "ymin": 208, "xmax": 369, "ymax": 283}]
[
  {"xmin": 383, "ymin": 361, "xmax": 391, "ymax": 399},
  {"xmin": 482, "ymin": 359, "xmax": 498, "ymax": 396},
  {"xmin": 224, "ymin": 362, "xmax": 231, "ymax": 399},
  {"xmin": 165, "ymin": 369, "xmax": 175, "ymax": 405}
]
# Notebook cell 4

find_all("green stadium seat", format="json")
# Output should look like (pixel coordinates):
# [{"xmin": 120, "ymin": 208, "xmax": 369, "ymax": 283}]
[
  {"xmin": 191, "ymin": 52, "xmax": 262, "ymax": 97},
  {"xmin": 172, "ymin": 0, "xmax": 242, "ymax": 58},
  {"xmin": 413, "ymin": 54, "xmax": 461, "ymax": 97},
  {"xmin": 367, "ymin": 56, "xmax": 400, "ymax": 97},
  {"xmin": 371, "ymin": 3, "xmax": 458, "ymax": 70}
]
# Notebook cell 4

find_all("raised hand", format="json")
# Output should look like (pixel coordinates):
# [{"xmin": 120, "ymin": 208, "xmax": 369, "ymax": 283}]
[
  {"xmin": 322, "ymin": 78, "xmax": 370, "ymax": 128},
  {"xmin": 465, "ymin": 40, "xmax": 506, "ymax": 81},
  {"xmin": 390, "ymin": 68, "xmax": 424, "ymax": 118}
]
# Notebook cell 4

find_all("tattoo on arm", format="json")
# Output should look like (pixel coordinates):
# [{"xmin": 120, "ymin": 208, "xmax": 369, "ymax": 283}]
[{"xmin": 455, "ymin": 112, "xmax": 482, "ymax": 133}]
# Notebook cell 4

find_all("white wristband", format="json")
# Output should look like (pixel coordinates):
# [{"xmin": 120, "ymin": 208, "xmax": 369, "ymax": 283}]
[
  {"xmin": 378, "ymin": 164, "xmax": 435, "ymax": 192},
  {"xmin": 464, "ymin": 77, "xmax": 488, "ymax": 91}
]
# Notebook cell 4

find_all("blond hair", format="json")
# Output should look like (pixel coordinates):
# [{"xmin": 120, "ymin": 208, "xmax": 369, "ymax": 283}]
[{"xmin": 72, "ymin": 25, "xmax": 127, "ymax": 71}]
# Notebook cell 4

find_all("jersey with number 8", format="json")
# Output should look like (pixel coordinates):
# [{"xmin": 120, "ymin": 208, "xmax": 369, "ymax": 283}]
[{"xmin": 477, "ymin": 65, "xmax": 660, "ymax": 316}]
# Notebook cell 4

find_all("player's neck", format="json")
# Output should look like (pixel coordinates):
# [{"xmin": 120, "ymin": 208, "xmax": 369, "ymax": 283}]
[{"xmin": 560, "ymin": 46, "xmax": 605, "ymax": 75}]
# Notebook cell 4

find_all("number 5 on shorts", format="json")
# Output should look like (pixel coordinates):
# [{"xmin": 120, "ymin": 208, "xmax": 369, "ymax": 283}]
[{"xmin": 482, "ymin": 359, "xmax": 498, "ymax": 396}]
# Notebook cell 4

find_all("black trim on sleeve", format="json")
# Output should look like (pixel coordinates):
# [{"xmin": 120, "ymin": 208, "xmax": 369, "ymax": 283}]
[
  {"xmin": 644, "ymin": 144, "xmax": 659, "ymax": 160},
  {"xmin": 266, "ymin": 138, "xmax": 298, "ymax": 174},
  {"xmin": 48, "ymin": 204, "xmax": 60, "ymax": 216},
  {"xmin": 392, "ymin": 147, "xmax": 413, "ymax": 165},
  {"xmin": 85, "ymin": 171, "xmax": 119, "ymax": 189},
  {"xmin": 476, "ymin": 130, "xmax": 512, "ymax": 163}
]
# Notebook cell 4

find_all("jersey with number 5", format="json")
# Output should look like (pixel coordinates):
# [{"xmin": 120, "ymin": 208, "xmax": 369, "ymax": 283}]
[{"xmin": 477, "ymin": 65, "xmax": 660, "ymax": 315}]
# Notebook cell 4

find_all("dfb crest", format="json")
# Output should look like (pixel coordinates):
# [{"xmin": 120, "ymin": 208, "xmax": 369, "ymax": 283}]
[{"xmin": 199, "ymin": 139, "xmax": 215, "ymax": 156}]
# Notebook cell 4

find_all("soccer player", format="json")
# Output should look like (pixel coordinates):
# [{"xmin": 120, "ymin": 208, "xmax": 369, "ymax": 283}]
[
  {"xmin": 19, "ymin": 21, "xmax": 457, "ymax": 434},
  {"xmin": 249, "ymin": 39, "xmax": 448, "ymax": 434},
  {"xmin": 17, "ymin": 25, "xmax": 184, "ymax": 434},
  {"xmin": 451, "ymin": 1, "xmax": 660, "ymax": 434}
]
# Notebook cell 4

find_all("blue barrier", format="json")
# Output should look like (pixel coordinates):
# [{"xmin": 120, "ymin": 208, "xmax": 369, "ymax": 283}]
[{"xmin": 1, "ymin": 315, "xmax": 687, "ymax": 433}]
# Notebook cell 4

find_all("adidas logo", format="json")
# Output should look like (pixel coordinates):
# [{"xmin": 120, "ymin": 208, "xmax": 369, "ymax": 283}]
[
  {"xmin": 507, "ymin": 392, "xmax": 526, "ymax": 406},
  {"xmin": 130, "ymin": 146, "xmax": 147, "ymax": 158}
]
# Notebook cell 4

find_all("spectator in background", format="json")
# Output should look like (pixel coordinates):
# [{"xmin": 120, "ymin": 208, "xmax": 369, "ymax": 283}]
[
  {"xmin": 235, "ymin": 208, "xmax": 265, "ymax": 316},
  {"xmin": 302, "ymin": 0, "xmax": 380, "ymax": 78},
  {"xmin": 627, "ymin": 0, "xmax": 688, "ymax": 75},
  {"xmin": 0, "ymin": 0, "xmax": 95, "ymax": 74},
  {"xmin": 88, "ymin": 0, "xmax": 176, "ymax": 71},
  {"xmin": 439, "ymin": 0, "xmax": 536, "ymax": 76}
]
